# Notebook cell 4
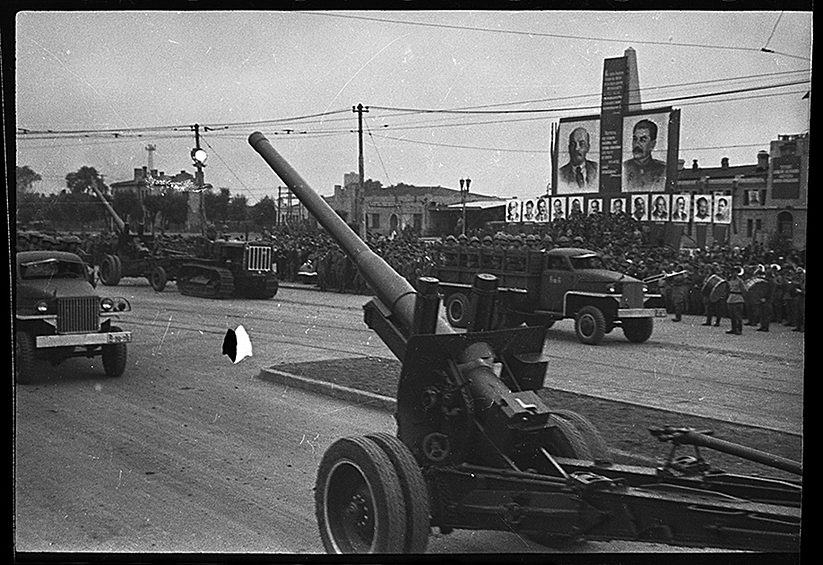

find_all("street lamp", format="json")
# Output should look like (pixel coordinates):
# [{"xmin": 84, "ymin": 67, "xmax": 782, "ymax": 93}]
[{"xmin": 460, "ymin": 178, "xmax": 471, "ymax": 236}]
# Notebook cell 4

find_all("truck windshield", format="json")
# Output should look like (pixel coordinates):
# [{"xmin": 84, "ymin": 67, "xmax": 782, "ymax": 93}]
[
  {"xmin": 19, "ymin": 258, "xmax": 86, "ymax": 280},
  {"xmin": 570, "ymin": 254, "xmax": 605, "ymax": 270}
]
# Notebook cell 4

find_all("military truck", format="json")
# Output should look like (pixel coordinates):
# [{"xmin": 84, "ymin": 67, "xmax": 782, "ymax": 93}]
[
  {"xmin": 15, "ymin": 250, "xmax": 132, "ymax": 384},
  {"xmin": 176, "ymin": 238, "xmax": 279, "ymax": 299},
  {"xmin": 436, "ymin": 245, "xmax": 666, "ymax": 344}
]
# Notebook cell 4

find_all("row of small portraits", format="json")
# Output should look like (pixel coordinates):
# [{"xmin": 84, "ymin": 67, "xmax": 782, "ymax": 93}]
[{"xmin": 506, "ymin": 193, "xmax": 732, "ymax": 224}]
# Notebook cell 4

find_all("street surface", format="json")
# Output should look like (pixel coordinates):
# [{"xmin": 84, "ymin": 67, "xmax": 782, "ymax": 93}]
[{"xmin": 14, "ymin": 280, "xmax": 803, "ymax": 554}]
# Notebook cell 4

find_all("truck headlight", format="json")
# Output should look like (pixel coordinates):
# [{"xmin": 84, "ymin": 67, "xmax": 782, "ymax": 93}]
[
  {"xmin": 114, "ymin": 297, "xmax": 131, "ymax": 312},
  {"xmin": 607, "ymin": 283, "xmax": 617, "ymax": 293},
  {"xmin": 101, "ymin": 298, "xmax": 114, "ymax": 311},
  {"xmin": 36, "ymin": 301, "xmax": 49, "ymax": 313}
]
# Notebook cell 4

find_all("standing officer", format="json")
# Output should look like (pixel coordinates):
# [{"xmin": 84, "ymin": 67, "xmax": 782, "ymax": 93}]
[
  {"xmin": 756, "ymin": 266, "xmax": 777, "ymax": 332},
  {"xmin": 725, "ymin": 267, "xmax": 746, "ymax": 335},
  {"xmin": 670, "ymin": 265, "xmax": 688, "ymax": 322},
  {"xmin": 701, "ymin": 264, "xmax": 722, "ymax": 327}
]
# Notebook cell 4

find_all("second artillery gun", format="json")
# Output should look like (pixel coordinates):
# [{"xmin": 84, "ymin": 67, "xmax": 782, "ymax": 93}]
[
  {"xmin": 91, "ymin": 183, "xmax": 278, "ymax": 298},
  {"xmin": 250, "ymin": 132, "xmax": 801, "ymax": 554},
  {"xmin": 90, "ymin": 183, "xmax": 192, "ymax": 292}
]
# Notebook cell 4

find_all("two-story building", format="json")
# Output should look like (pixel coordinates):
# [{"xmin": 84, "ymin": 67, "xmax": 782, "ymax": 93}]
[
  {"xmin": 674, "ymin": 132, "xmax": 808, "ymax": 250},
  {"xmin": 326, "ymin": 173, "xmax": 504, "ymax": 237}
]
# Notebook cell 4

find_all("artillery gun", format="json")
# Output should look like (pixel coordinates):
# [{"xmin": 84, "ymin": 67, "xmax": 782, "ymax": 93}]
[
  {"xmin": 250, "ymin": 132, "xmax": 801, "ymax": 554},
  {"xmin": 90, "ymin": 183, "xmax": 192, "ymax": 291}
]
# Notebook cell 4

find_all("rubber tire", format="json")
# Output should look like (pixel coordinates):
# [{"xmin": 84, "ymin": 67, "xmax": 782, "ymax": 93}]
[
  {"xmin": 550, "ymin": 410, "xmax": 611, "ymax": 463},
  {"xmin": 150, "ymin": 265, "xmax": 168, "ymax": 292},
  {"xmin": 622, "ymin": 318, "xmax": 654, "ymax": 343},
  {"xmin": 574, "ymin": 306, "xmax": 606, "ymax": 345},
  {"xmin": 101, "ymin": 326, "xmax": 128, "ymax": 378},
  {"xmin": 315, "ymin": 436, "xmax": 407, "ymax": 554},
  {"xmin": 366, "ymin": 433, "xmax": 430, "ymax": 554},
  {"xmin": 100, "ymin": 254, "xmax": 122, "ymax": 286},
  {"xmin": 444, "ymin": 293, "xmax": 470, "ymax": 329},
  {"xmin": 15, "ymin": 331, "xmax": 36, "ymax": 385}
]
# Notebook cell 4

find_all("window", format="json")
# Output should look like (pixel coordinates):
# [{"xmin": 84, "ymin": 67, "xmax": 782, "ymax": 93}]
[
  {"xmin": 747, "ymin": 219, "xmax": 753, "ymax": 237},
  {"xmin": 413, "ymin": 214, "xmax": 422, "ymax": 232},
  {"xmin": 371, "ymin": 213, "xmax": 380, "ymax": 229},
  {"xmin": 755, "ymin": 218, "xmax": 762, "ymax": 232}
]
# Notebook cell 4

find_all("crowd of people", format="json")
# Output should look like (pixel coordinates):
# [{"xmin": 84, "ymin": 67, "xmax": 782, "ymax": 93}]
[{"xmin": 15, "ymin": 209, "xmax": 805, "ymax": 333}]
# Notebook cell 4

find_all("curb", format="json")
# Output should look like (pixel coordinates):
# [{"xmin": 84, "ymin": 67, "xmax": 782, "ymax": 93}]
[
  {"xmin": 258, "ymin": 367, "xmax": 398, "ymax": 413},
  {"xmin": 257, "ymin": 365, "xmax": 660, "ymax": 467}
]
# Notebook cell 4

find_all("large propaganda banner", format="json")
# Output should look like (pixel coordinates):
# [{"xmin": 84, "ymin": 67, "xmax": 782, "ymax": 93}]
[{"xmin": 553, "ymin": 108, "xmax": 680, "ymax": 196}]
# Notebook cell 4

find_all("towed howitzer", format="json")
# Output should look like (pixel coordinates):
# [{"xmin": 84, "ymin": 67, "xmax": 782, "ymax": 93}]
[
  {"xmin": 249, "ymin": 132, "xmax": 801, "ymax": 554},
  {"xmin": 89, "ymin": 183, "xmax": 191, "ymax": 291}
]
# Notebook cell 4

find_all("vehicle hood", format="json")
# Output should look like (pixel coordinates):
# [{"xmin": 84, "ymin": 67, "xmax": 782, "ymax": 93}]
[
  {"xmin": 576, "ymin": 269, "xmax": 642, "ymax": 284},
  {"xmin": 17, "ymin": 278, "xmax": 96, "ymax": 300}
]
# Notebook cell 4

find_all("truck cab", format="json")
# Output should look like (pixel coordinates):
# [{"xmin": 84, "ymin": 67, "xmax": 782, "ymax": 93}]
[{"xmin": 15, "ymin": 250, "xmax": 132, "ymax": 384}]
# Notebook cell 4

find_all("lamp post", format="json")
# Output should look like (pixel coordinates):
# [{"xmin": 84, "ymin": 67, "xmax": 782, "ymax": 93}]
[{"xmin": 460, "ymin": 177, "xmax": 471, "ymax": 236}]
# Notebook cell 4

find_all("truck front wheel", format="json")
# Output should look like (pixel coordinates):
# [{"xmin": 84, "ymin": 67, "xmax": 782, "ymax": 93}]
[
  {"xmin": 622, "ymin": 318, "xmax": 654, "ymax": 343},
  {"xmin": 102, "ymin": 326, "xmax": 128, "ymax": 378},
  {"xmin": 574, "ymin": 306, "xmax": 606, "ymax": 345},
  {"xmin": 15, "ymin": 331, "xmax": 36, "ymax": 384}
]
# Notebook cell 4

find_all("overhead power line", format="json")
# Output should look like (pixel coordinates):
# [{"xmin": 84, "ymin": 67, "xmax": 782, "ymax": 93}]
[{"xmin": 299, "ymin": 11, "xmax": 812, "ymax": 61}]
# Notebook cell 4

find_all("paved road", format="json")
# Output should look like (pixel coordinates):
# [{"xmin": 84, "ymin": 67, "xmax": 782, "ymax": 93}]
[
  {"xmin": 274, "ymin": 282, "xmax": 805, "ymax": 434},
  {"xmin": 14, "ymin": 280, "xmax": 803, "ymax": 554}
]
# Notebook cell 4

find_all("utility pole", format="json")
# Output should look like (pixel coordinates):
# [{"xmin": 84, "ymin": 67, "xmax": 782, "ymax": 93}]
[
  {"xmin": 189, "ymin": 124, "xmax": 209, "ymax": 232},
  {"xmin": 353, "ymin": 104, "xmax": 369, "ymax": 239}
]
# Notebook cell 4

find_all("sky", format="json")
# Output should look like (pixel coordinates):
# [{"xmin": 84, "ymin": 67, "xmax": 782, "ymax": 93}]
[{"xmin": 14, "ymin": 10, "xmax": 812, "ymax": 203}]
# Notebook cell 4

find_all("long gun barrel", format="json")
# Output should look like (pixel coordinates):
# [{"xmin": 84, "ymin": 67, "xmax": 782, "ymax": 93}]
[
  {"xmin": 651, "ymin": 426, "xmax": 802, "ymax": 475},
  {"xmin": 249, "ymin": 132, "xmax": 454, "ymax": 337},
  {"xmin": 90, "ymin": 183, "xmax": 126, "ymax": 233}
]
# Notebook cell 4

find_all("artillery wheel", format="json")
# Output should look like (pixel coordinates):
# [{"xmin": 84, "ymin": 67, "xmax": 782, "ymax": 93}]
[
  {"xmin": 100, "ymin": 254, "xmax": 122, "ymax": 286},
  {"xmin": 315, "ymin": 436, "xmax": 407, "ymax": 554},
  {"xmin": 366, "ymin": 433, "xmax": 430, "ymax": 553},
  {"xmin": 149, "ymin": 265, "xmax": 168, "ymax": 292},
  {"xmin": 550, "ymin": 410, "xmax": 611, "ymax": 463},
  {"xmin": 444, "ymin": 293, "xmax": 470, "ymax": 329},
  {"xmin": 622, "ymin": 318, "xmax": 654, "ymax": 343},
  {"xmin": 101, "ymin": 326, "xmax": 128, "ymax": 378},
  {"xmin": 574, "ymin": 306, "xmax": 606, "ymax": 345},
  {"xmin": 15, "ymin": 331, "xmax": 36, "ymax": 385}
]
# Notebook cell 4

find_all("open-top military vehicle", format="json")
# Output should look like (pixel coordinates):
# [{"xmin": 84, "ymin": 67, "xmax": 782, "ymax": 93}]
[
  {"xmin": 250, "ymin": 132, "xmax": 800, "ymax": 554},
  {"xmin": 91, "ymin": 183, "xmax": 192, "ymax": 292},
  {"xmin": 437, "ymin": 243, "xmax": 666, "ymax": 345},
  {"xmin": 15, "ymin": 250, "xmax": 132, "ymax": 384}
]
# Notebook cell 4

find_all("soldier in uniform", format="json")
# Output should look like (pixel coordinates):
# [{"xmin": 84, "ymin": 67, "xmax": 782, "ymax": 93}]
[
  {"xmin": 755, "ymin": 267, "xmax": 777, "ymax": 332},
  {"xmin": 725, "ymin": 267, "xmax": 746, "ymax": 335},
  {"xmin": 669, "ymin": 265, "xmax": 688, "ymax": 322},
  {"xmin": 792, "ymin": 268, "xmax": 805, "ymax": 332},
  {"xmin": 701, "ymin": 264, "xmax": 722, "ymax": 327}
]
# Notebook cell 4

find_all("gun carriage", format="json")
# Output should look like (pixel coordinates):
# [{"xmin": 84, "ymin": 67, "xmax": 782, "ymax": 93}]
[
  {"xmin": 250, "ymin": 132, "xmax": 800, "ymax": 554},
  {"xmin": 90, "ymin": 183, "xmax": 193, "ymax": 292}
]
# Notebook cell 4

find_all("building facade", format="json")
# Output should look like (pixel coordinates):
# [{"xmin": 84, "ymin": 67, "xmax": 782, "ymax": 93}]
[
  {"xmin": 674, "ymin": 132, "xmax": 808, "ymax": 250},
  {"xmin": 327, "ymin": 173, "xmax": 503, "ymax": 237}
]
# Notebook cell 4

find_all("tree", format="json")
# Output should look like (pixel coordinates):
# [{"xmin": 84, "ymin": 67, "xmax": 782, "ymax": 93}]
[
  {"xmin": 16, "ymin": 165, "xmax": 42, "ymax": 194},
  {"xmin": 112, "ymin": 190, "xmax": 143, "ymax": 226},
  {"xmin": 227, "ymin": 194, "xmax": 249, "ymax": 224},
  {"xmin": 204, "ymin": 187, "xmax": 230, "ymax": 225},
  {"xmin": 65, "ymin": 166, "xmax": 108, "ymax": 195},
  {"xmin": 251, "ymin": 195, "xmax": 278, "ymax": 228}
]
